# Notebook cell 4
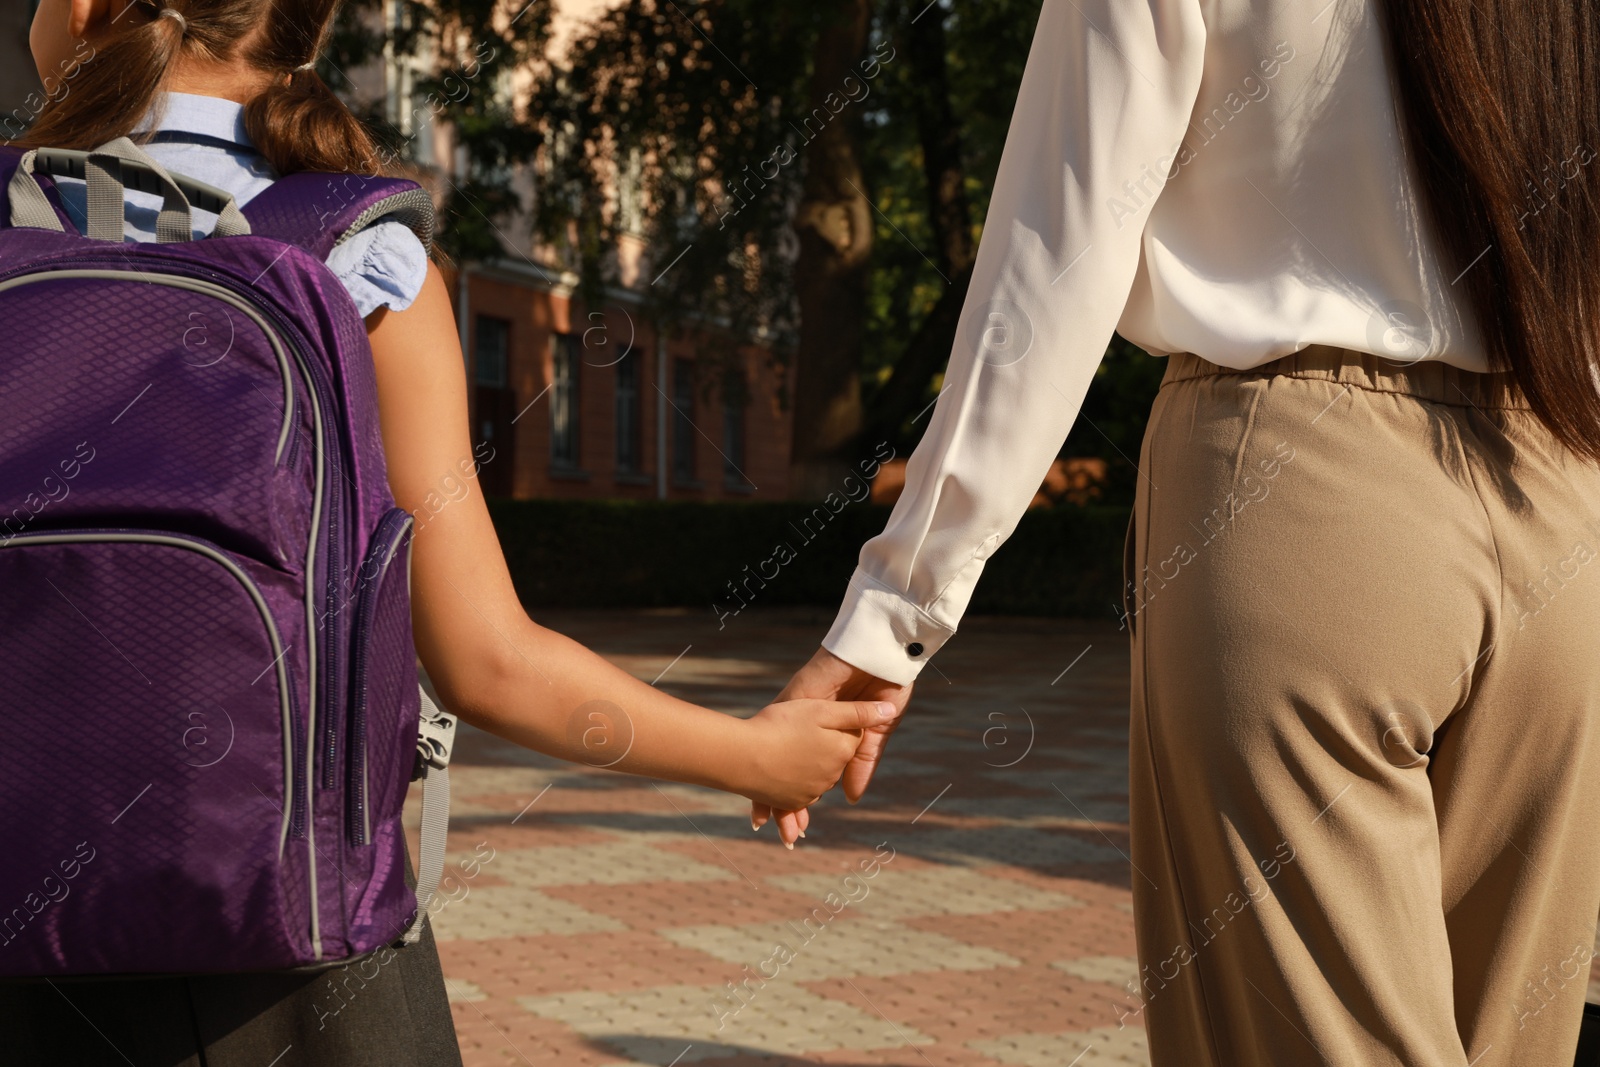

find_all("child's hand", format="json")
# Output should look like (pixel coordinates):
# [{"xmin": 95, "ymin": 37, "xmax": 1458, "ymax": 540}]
[{"xmin": 735, "ymin": 698, "xmax": 901, "ymax": 811}]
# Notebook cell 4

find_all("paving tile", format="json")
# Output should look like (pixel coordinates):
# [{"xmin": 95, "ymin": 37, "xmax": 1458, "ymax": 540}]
[
  {"xmin": 969, "ymin": 1025, "xmax": 1150, "ymax": 1066},
  {"xmin": 797, "ymin": 816, "xmax": 1128, "ymax": 871},
  {"xmin": 430, "ymin": 882, "xmax": 629, "ymax": 940},
  {"xmin": 994, "ymin": 770, "xmax": 1117, "ymax": 795},
  {"xmin": 660, "ymin": 917, "xmax": 1020, "ymax": 982},
  {"xmin": 940, "ymin": 793, "xmax": 1128, "ymax": 823},
  {"xmin": 808, "ymin": 1049, "xmax": 1014, "ymax": 1067},
  {"xmin": 444, "ymin": 816, "xmax": 620, "ymax": 852},
  {"xmin": 542, "ymin": 878, "xmax": 838, "ymax": 932},
  {"xmin": 902, "ymin": 904, "xmax": 1131, "ymax": 966},
  {"xmin": 656, "ymin": 833, "xmax": 940, "ymax": 880},
  {"xmin": 1053, "ymin": 955, "xmax": 1141, "ymax": 990},
  {"xmin": 443, "ymin": 976, "xmax": 489, "ymax": 1002},
  {"xmin": 441, "ymin": 934, "xmax": 732, "ymax": 1004},
  {"xmin": 480, "ymin": 778, "xmax": 744, "ymax": 816},
  {"xmin": 439, "ymin": 931, "xmax": 735, "ymax": 998},
  {"xmin": 444, "ymin": 764, "xmax": 570, "ymax": 799},
  {"xmin": 482, "ymin": 840, "xmax": 739, "ymax": 888},
  {"xmin": 803, "ymin": 966, "xmax": 1132, "ymax": 1045},
  {"xmin": 983, "ymin": 870, "xmax": 1129, "ymax": 905},
  {"xmin": 766, "ymin": 865, "xmax": 1085, "ymax": 920},
  {"xmin": 450, "ymin": 997, "xmax": 627, "ymax": 1066},
  {"xmin": 516, "ymin": 982, "xmax": 934, "ymax": 1060},
  {"xmin": 887, "ymin": 826, "xmax": 1126, "ymax": 869}
]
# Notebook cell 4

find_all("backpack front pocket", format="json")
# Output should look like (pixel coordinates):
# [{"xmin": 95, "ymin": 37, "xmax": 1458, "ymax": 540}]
[{"xmin": 0, "ymin": 530, "xmax": 312, "ymax": 975}]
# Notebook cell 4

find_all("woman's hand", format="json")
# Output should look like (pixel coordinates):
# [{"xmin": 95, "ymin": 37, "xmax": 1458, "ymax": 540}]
[
  {"xmin": 752, "ymin": 647, "xmax": 914, "ymax": 845},
  {"xmin": 731, "ymin": 698, "xmax": 901, "ymax": 813}
]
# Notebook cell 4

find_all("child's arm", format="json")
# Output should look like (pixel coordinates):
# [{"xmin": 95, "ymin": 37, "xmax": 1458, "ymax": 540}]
[{"xmin": 365, "ymin": 265, "xmax": 886, "ymax": 820}]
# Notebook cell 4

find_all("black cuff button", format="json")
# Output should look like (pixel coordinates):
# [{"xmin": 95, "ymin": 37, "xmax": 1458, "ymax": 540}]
[{"xmin": 907, "ymin": 642, "xmax": 924, "ymax": 657}]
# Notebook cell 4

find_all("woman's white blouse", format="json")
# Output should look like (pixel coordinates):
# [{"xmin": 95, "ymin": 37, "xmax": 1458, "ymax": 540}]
[{"xmin": 822, "ymin": 0, "xmax": 1490, "ymax": 684}]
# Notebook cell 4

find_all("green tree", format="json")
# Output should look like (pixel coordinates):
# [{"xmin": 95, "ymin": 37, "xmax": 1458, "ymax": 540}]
[{"xmin": 329, "ymin": 0, "xmax": 554, "ymax": 261}]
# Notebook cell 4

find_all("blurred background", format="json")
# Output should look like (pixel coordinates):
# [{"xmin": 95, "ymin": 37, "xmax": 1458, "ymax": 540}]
[{"xmin": 3, "ymin": 0, "xmax": 1160, "ymax": 618}]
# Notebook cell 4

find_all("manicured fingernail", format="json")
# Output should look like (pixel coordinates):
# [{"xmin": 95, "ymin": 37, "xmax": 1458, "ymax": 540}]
[
  {"xmin": 785, "ymin": 840, "xmax": 795, "ymax": 851},
  {"xmin": 799, "ymin": 830, "xmax": 806, "ymax": 838},
  {"xmin": 875, "ymin": 701, "xmax": 896, "ymax": 721}
]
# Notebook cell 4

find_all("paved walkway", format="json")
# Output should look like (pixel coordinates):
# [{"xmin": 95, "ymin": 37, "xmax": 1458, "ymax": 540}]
[
  {"xmin": 412, "ymin": 607, "xmax": 1147, "ymax": 1066},
  {"xmin": 407, "ymin": 606, "xmax": 1600, "ymax": 1065}
]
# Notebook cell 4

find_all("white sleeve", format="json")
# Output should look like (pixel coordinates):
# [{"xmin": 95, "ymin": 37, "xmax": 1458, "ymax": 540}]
[
  {"xmin": 821, "ymin": 0, "xmax": 1207, "ymax": 684},
  {"xmin": 324, "ymin": 219, "xmax": 431, "ymax": 319}
]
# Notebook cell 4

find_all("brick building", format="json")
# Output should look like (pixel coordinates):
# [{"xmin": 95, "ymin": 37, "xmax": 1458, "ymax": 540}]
[
  {"xmin": 378, "ymin": 0, "xmax": 796, "ymax": 502},
  {"xmin": 446, "ymin": 261, "xmax": 793, "ymax": 501}
]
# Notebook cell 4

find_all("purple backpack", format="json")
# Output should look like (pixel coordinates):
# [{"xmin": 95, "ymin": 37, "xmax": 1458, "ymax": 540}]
[{"xmin": 0, "ymin": 138, "xmax": 457, "ymax": 977}]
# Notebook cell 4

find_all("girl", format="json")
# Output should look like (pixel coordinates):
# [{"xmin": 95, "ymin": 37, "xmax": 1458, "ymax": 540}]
[
  {"xmin": 795, "ymin": 0, "xmax": 1600, "ymax": 1063},
  {"xmin": 3, "ymin": 1, "xmax": 899, "ymax": 1063}
]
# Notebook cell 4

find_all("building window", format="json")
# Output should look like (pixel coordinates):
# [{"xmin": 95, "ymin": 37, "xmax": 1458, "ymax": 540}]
[
  {"xmin": 722, "ymin": 373, "xmax": 748, "ymax": 489},
  {"xmin": 472, "ymin": 317, "xmax": 515, "ymax": 497},
  {"xmin": 475, "ymin": 316, "xmax": 509, "ymax": 388},
  {"xmin": 672, "ymin": 359, "xmax": 696, "ymax": 483},
  {"xmin": 550, "ymin": 334, "xmax": 581, "ymax": 468},
  {"xmin": 615, "ymin": 349, "xmax": 642, "ymax": 474}
]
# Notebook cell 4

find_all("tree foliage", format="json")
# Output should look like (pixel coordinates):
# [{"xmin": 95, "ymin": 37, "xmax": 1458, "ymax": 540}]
[
  {"xmin": 361, "ymin": 0, "xmax": 1162, "ymax": 502},
  {"xmin": 330, "ymin": 0, "xmax": 554, "ymax": 260}
]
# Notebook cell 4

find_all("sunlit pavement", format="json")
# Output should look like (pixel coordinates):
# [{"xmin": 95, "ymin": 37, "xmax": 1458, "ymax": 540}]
[
  {"xmin": 405, "ymin": 605, "xmax": 1148, "ymax": 1066},
  {"xmin": 409, "ymin": 604, "xmax": 1600, "ymax": 1066}
]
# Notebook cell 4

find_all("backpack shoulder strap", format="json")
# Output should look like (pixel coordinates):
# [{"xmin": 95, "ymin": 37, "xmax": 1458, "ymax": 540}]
[
  {"xmin": 0, "ymin": 145, "xmax": 79, "ymax": 234},
  {"xmin": 240, "ymin": 172, "xmax": 434, "ymax": 260}
]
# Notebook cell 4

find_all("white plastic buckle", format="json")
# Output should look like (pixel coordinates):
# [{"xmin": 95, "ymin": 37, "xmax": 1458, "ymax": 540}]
[{"xmin": 413, "ymin": 700, "xmax": 457, "ymax": 780}]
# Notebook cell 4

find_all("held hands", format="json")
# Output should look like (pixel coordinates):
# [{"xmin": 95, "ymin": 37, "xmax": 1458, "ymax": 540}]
[
  {"xmin": 736, "ymin": 697, "xmax": 903, "ymax": 811},
  {"xmin": 752, "ymin": 647, "xmax": 913, "ymax": 846}
]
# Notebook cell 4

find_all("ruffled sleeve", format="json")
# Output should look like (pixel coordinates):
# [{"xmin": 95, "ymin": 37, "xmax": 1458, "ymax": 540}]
[{"xmin": 324, "ymin": 218, "xmax": 431, "ymax": 318}]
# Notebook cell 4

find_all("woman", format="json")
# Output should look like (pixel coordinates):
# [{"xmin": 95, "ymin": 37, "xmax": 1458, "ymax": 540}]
[
  {"xmin": 790, "ymin": 0, "xmax": 1600, "ymax": 1063},
  {"xmin": 0, "ymin": 0, "xmax": 897, "ymax": 1063}
]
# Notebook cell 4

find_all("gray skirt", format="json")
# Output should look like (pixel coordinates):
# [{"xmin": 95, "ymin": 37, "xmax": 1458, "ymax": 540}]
[
  {"xmin": 0, "ymin": 847, "xmax": 461, "ymax": 1067},
  {"xmin": 0, "ymin": 915, "xmax": 461, "ymax": 1067}
]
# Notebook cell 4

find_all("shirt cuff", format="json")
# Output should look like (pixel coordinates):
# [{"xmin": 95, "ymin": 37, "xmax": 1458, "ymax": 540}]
[{"xmin": 821, "ymin": 569, "xmax": 956, "ymax": 686}]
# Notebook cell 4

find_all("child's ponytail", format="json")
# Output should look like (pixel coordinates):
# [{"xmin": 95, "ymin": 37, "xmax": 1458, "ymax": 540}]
[
  {"xmin": 242, "ymin": 54, "xmax": 385, "ymax": 177},
  {"xmin": 18, "ymin": 0, "xmax": 389, "ymax": 179}
]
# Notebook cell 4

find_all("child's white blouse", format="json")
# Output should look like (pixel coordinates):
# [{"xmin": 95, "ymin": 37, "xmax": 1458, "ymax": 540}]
[{"xmin": 49, "ymin": 91, "xmax": 429, "ymax": 319}]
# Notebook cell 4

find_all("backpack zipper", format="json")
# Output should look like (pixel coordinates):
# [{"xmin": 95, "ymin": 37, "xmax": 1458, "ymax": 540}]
[{"xmin": 345, "ymin": 507, "xmax": 416, "ymax": 844}]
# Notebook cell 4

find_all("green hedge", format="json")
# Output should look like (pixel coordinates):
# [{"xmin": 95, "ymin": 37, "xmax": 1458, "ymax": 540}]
[{"xmin": 487, "ymin": 498, "xmax": 1130, "ymax": 619}]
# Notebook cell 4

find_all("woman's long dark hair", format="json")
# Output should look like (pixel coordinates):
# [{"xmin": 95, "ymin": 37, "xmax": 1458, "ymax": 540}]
[
  {"xmin": 18, "ymin": 0, "xmax": 384, "ymax": 176},
  {"xmin": 1380, "ymin": 0, "xmax": 1600, "ymax": 460}
]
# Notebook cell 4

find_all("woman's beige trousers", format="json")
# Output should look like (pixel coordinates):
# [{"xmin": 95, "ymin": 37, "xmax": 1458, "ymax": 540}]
[{"xmin": 1126, "ymin": 347, "xmax": 1600, "ymax": 1066}]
